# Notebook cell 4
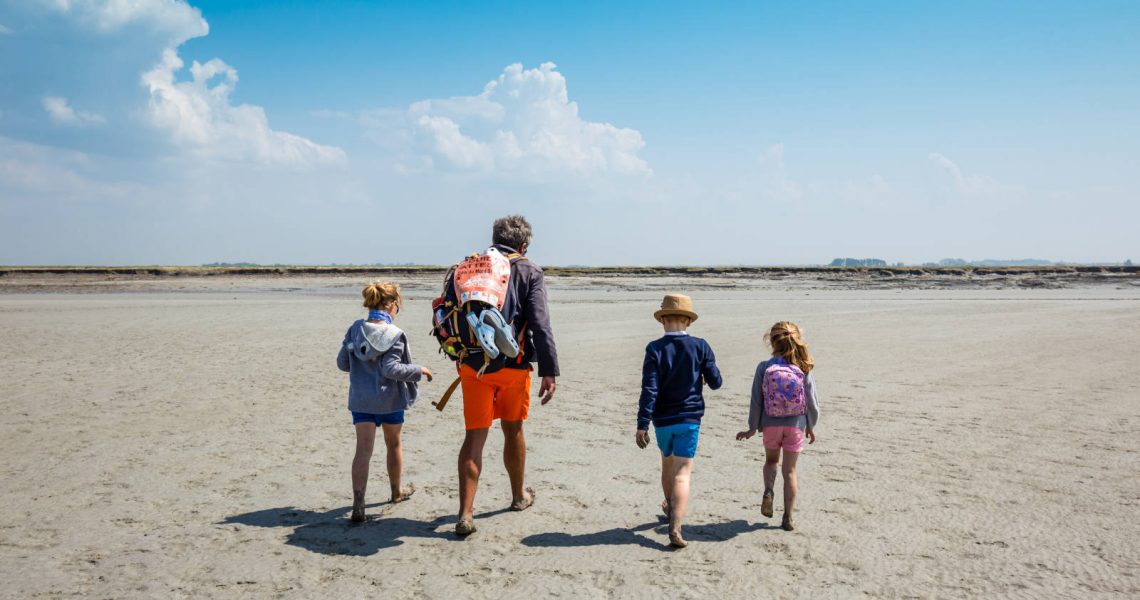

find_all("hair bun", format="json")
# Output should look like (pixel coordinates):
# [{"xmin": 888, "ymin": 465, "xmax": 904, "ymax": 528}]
[{"xmin": 362, "ymin": 281, "xmax": 403, "ymax": 310}]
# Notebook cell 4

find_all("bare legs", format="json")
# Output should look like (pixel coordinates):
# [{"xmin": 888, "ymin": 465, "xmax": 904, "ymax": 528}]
[
  {"xmin": 660, "ymin": 455, "xmax": 693, "ymax": 547},
  {"xmin": 763, "ymin": 447, "xmax": 799, "ymax": 529},
  {"xmin": 381, "ymin": 424, "xmax": 415, "ymax": 502},
  {"xmin": 763, "ymin": 447, "xmax": 779, "ymax": 497},
  {"xmin": 502, "ymin": 420, "xmax": 535, "ymax": 509},
  {"xmin": 457, "ymin": 421, "xmax": 533, "ymax": 532},
  {"xmin": 781, "ymin": 451, "xmax": 799, "ymax": 529},
  {"xmin": 457, "ymin": 427, "xmax": 489, "ymax": 529},
  {"xmin": 351, "ymin": 422, "xmax": 377, "ymax": 522},
  {"xmin": 351, "ymin": 422, "xmax": 412, "ymax": 523}
]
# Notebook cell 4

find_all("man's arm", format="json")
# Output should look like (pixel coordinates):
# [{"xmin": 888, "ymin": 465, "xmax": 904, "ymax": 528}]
[{"xmin": 523, "ymin": 267, "xmax": 559, "ymax": 378}]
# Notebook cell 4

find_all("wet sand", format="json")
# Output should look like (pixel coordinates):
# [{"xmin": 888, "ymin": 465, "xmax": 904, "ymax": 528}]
[{"xmin": 1, "ymin": 277, "xmax": 1138, "ymax": 598}]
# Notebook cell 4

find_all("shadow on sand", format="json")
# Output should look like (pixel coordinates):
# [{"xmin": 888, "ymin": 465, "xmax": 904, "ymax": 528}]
[
  {"xmin": 520, "ymin": 519, "xmax": 768, "ymax": 551},
  {"xmin": 220, "ymin": 504, "xmax": 511, "ymax": 557}
]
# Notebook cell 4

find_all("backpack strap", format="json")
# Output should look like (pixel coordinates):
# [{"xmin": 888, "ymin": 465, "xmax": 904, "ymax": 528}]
[
  {"xmin": 432, "ymin": 376, "xmax": 463, "ymax": 411},
  {"xmin": 505, "ymin": 253, "xmax": 529, "ymax": 364},
  {"xmin": 441, "ymin": 264, "xmax": 458, "ymax": 297}
]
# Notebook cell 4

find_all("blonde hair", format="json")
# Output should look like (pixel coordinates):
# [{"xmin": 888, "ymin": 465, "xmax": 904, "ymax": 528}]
[
  {"xmin": 765, "ymin": 321, "xmax": 814, "ymax": 374},
  {"xmin": 362, "ymin": 281, "xmax": 403, "ymax": 311}
]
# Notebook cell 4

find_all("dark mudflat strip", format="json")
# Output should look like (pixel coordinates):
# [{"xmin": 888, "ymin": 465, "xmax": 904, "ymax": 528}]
[
  {"xmin": 0, "ymin": 265, "xmax": 450, "ymax": 277},
  {"xmin": 0, "ymin": 265, "xmax": 1136, "ymax": 293},
  {"xmin": 1, "ymin": 265, "xmax": 1136, "ymax": 278}
]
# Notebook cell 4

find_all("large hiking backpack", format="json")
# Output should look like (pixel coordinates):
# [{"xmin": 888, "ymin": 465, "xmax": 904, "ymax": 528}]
[
  {"xmin": 762, "ymin": 359, "xmax": 807, "ymax": 418},
  {"xmin": 429, "ymin": 248, "xmax": 529, "ymax": 411},
  {"xmin": 431, "ymin": 247, "xmax": 526, "ymax": 367}
]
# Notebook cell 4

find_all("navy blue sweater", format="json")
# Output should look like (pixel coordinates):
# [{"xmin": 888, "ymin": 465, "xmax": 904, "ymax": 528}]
[{"xmin": 638, "ymin": 333, "xmax": 723, "ymax": 429}]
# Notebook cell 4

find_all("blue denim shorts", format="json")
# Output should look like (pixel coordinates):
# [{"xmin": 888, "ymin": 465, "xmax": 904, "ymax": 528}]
[
  {"xmin": 655, "ymin": 423, "xmax": 700, "ymax": 458},
  {"xmin": 351, "ymin": 410, "xmax": 405, "ymax": 426}
]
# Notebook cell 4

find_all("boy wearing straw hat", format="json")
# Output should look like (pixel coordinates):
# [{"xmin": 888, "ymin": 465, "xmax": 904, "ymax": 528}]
[{"xmin": 635, "ymin": 293, "xmax": 723, "ymax": 548}]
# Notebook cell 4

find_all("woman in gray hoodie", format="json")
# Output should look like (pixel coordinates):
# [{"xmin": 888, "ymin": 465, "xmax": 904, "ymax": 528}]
[{"xmin": 337, "ymin": 282, "xmax": 433, "ymax": 523}]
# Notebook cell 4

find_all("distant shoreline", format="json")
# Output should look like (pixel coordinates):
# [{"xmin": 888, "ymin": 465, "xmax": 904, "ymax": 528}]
[
  {"xmin": 1, "ymin": 264, "xmax": 1138, "ymax": 294},
  {"xmin": 1, "ymin": 265, "xmax": 1137, "ymax": 277}
]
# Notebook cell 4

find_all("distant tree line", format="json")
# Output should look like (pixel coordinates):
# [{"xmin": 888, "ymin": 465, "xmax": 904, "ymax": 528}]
[{"xmin": 828, "ymin": 258, "xmax": 888, "ymax": 267}]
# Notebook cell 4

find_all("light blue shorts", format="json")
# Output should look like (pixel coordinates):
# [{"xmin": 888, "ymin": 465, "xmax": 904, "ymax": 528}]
[{"xmin": 655, "ymin": 423, "xmax": 700, "ymax": 458}]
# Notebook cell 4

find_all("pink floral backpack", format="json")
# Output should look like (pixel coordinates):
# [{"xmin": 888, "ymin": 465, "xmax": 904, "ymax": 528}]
[{"xmin": 762, "ymin": 358, "xmax": 806, "ymax": 417}]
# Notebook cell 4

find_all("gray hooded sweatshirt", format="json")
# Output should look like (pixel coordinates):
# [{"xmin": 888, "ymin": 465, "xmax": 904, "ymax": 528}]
[{"xmin": 336, "ymin": 319, "xmax": 423, "ymax": 414}]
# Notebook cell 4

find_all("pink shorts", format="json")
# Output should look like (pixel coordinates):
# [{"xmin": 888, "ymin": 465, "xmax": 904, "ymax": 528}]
[{"xmin": 763, "ymin": 426, "xmax": 805, "ymax": 453}]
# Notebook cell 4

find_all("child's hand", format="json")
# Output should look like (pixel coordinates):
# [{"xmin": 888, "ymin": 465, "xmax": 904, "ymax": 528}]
[
  {"xmin": 635, "ymin": 429, "xmax": 650, "ymax": 449},
  {"xmin": 421, "ymin": 367, "xmax": 434, "ymax": 382},
  {"xmin": 735, "ymin": 429, "xmax": 757, "ymax": 441},
  {"xmin": 806, "ymin": 428, "xmax": 816, "ymax": 444}
]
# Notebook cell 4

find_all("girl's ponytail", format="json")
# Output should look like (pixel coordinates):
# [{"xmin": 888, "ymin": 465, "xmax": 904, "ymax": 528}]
[
  {"xmin": 362, "ymin": 281, "xmax": 403, "ymax": 311},
  {"xmin": 765, "ymin": 321, "xmax": 814, "ymax": 374}
]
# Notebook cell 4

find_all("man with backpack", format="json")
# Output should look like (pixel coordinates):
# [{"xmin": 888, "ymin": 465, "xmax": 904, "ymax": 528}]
[{"xmin": 445, "ymin": 215, "xmax": 559, "ymax": 536}]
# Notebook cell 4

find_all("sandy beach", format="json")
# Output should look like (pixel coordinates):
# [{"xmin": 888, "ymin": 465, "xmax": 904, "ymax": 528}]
[{"xmin": 2, "ymin": 275, "xmax": 1138, "ymax": 598}]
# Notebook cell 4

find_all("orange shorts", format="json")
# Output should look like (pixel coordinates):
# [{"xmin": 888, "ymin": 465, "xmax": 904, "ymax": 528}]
[{"xmin": 459, "ymin": 364, "xmax": 532, "ymax": 430}]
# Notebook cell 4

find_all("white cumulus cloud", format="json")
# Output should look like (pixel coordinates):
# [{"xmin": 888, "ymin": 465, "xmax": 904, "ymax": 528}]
[
  {"xmin": 0, "ymin": 0, "xmax": 345, "ymax": 166},
  {"xmin": 367, "ymin": 62, "xmax": 649, "ymax": 177},
  {"xmin": 141, "ymin": 49, "xmax": 345, "ymax": 165},
  {"xmin": 48, "ymin": 0, "xmax": 208, "ymax": 44},
  {"xmin": 42, "ymin": 95, "xmax": 105, "ymax": 126}
]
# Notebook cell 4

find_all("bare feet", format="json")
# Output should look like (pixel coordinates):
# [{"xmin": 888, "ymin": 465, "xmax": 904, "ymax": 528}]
[
  {"xmin": 350, "ymin": 490, "xmax": 366, "ymax": 523},
  {"xmin": 669, "ymin": 529, "xmax": 688, "ymax": 548},
  {"xmin": 455, "ymin": 516, "xmax": 476, "ymax": 536},
  {"xmin": 781, "ymin": 513, "xmax": 796, "ymax": 531},
  {"xmin": 391, "ymin": 483, "xmax": 416, "ymax": 504},
  {"xmin": 510, "ymin": 486, "xmax": 536, "ymax": 511},
  {"xmin": 761, "ymin": 490, "xmax": 774, "ymax": 518},
  {"xmin": 661, "ymin": 499, "xmax": 671, "ymax": 519}
]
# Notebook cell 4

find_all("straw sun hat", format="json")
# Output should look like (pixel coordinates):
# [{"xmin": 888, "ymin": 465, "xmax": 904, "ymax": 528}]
[{"xmin": 654, "ymin": 293, "xmax": 699, "ymax": 323}]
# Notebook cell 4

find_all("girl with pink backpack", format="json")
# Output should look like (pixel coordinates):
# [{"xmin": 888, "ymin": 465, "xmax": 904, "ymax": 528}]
[{"xmin": 736, "ymin": 321, "xmax": 819, "ymax": 531}]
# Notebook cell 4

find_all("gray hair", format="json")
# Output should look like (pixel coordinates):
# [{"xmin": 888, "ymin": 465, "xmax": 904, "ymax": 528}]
[{"xmin": 492, "ymin": 215, "xmax": 533, "ymax": 250}]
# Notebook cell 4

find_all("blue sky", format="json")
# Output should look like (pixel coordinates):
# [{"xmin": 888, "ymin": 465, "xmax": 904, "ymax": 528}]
[{"xmin": 1, "ymin": 0, "xmax": 1137, "ymax": 265}]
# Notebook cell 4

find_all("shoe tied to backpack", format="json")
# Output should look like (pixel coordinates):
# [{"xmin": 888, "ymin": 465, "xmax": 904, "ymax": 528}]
[
  {"xmin": 464, "ymin": 307, "xmax": 519, "ymax": 360},
  {"xmin": 465, "ymin": 310, "xmax": 501, "ymax": 360},
  {"xmin": 481, "ymin": 307, "xmax": 520, "ymax": 358}
]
